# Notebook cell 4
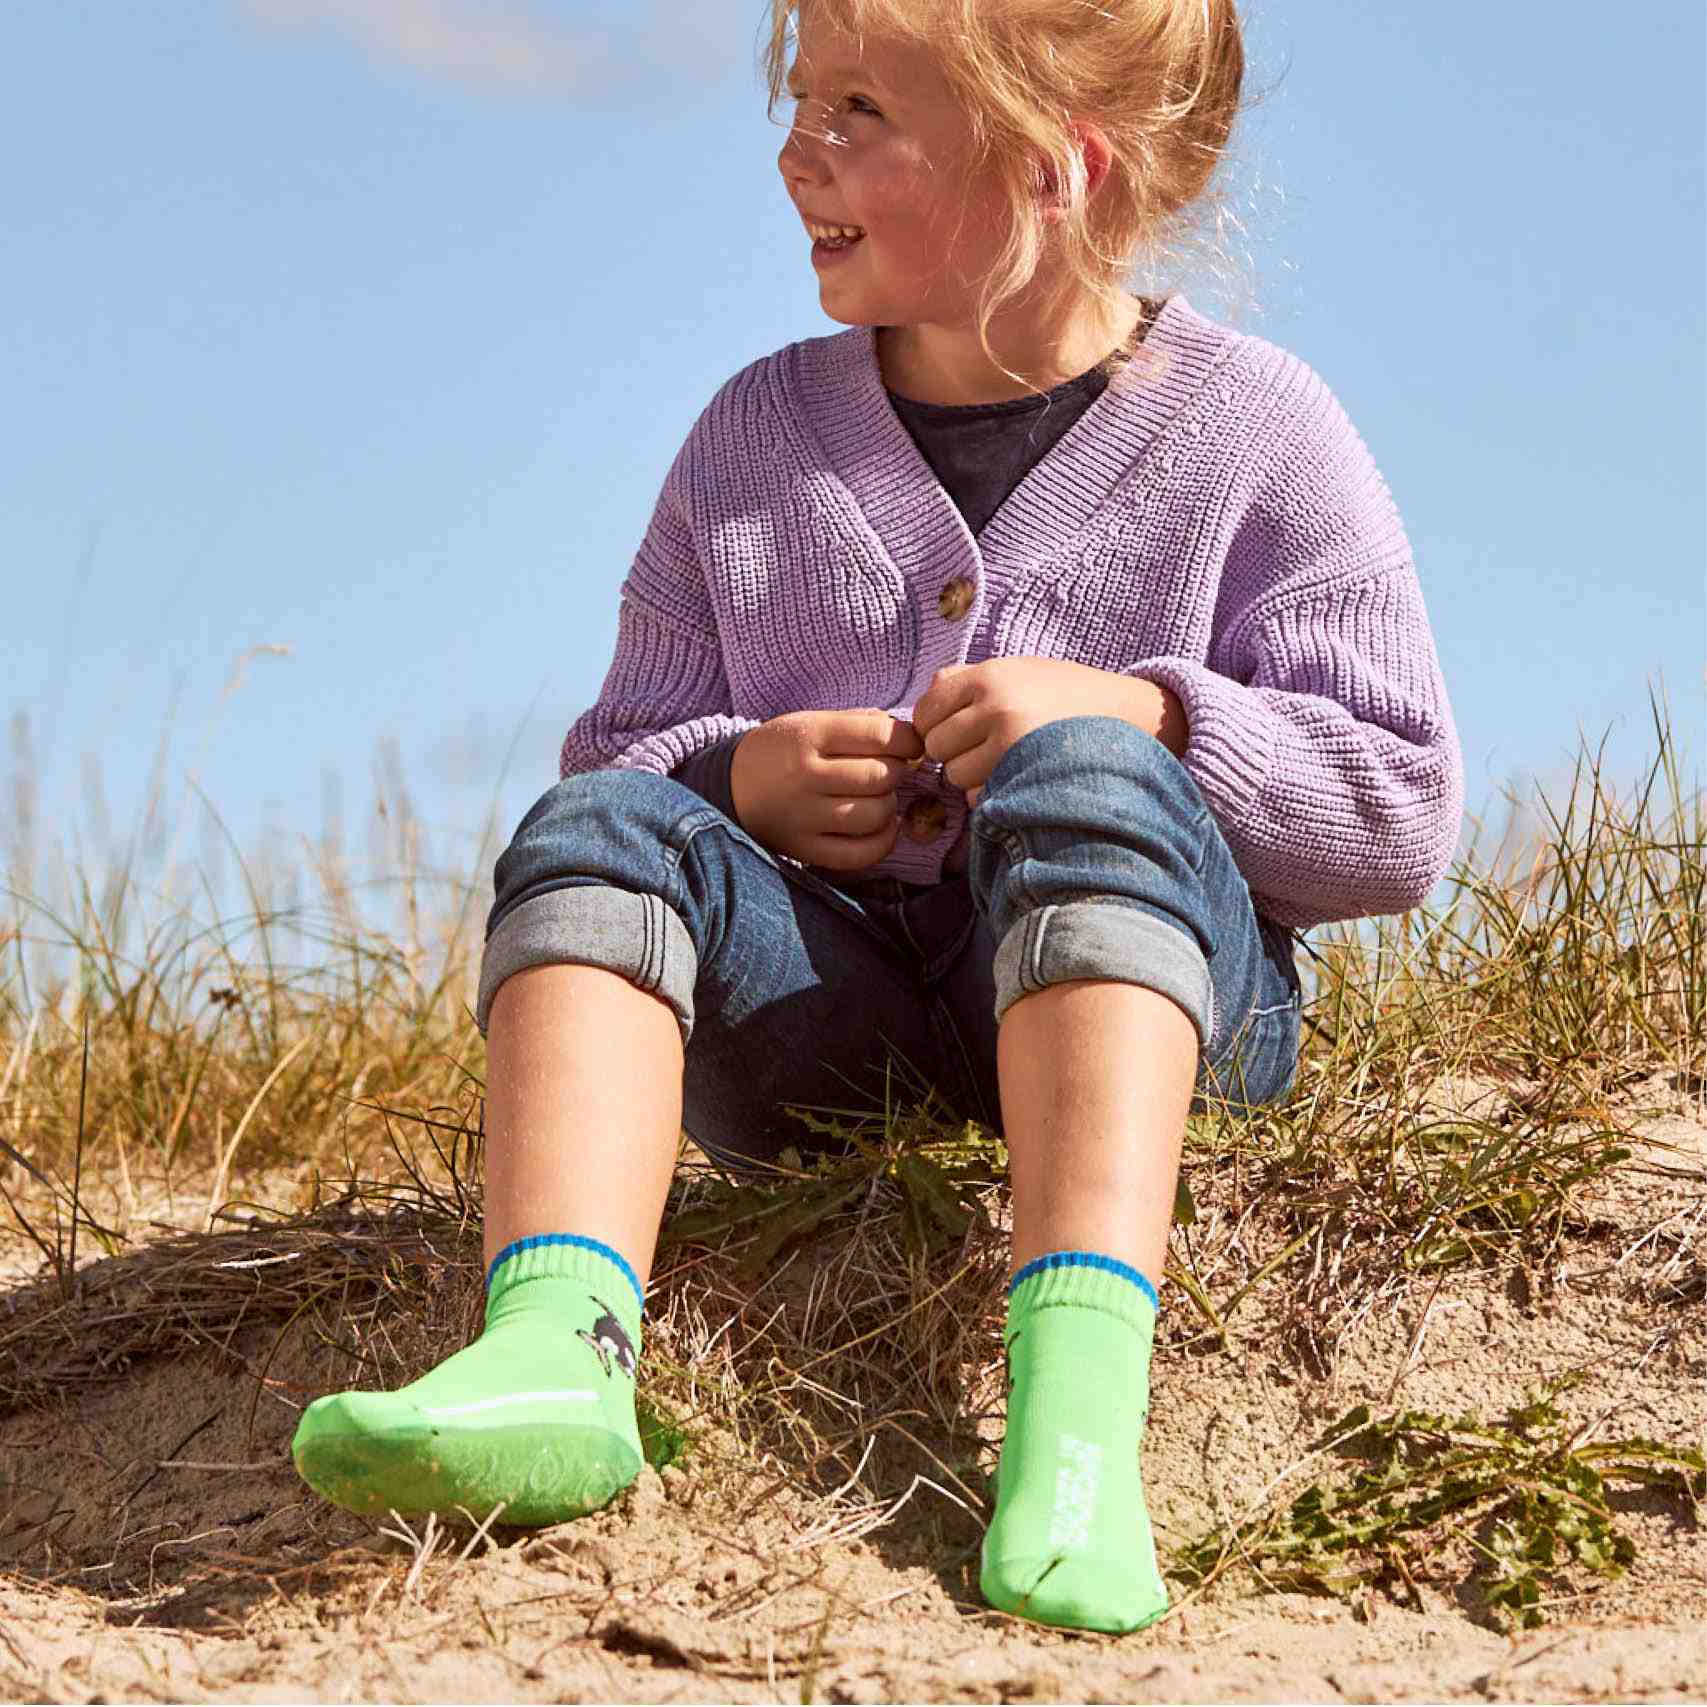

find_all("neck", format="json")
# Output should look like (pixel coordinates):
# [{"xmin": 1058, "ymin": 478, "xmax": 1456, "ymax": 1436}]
[{"xmin": 877, "ymin": 291, "xmax": 1147, "ymax": 406}]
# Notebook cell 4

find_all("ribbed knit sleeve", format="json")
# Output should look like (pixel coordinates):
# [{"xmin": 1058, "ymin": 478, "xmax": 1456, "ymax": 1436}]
[
  {"xmin": 558, "ymin": 473, "xmax": 763, "ymax": 782},
  {"xmin": 1128, "ymin": 362, "xmax": 1465, "ymax": 930}
]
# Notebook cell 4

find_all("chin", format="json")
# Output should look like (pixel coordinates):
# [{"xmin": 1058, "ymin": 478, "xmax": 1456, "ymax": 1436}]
[
  {"xmin": 816, "ymin": 284, "xmax": 897, "ymax": 329},
  {"xmin": 816, "ymin": 298, "xmax": 872, "ymax": 326}
]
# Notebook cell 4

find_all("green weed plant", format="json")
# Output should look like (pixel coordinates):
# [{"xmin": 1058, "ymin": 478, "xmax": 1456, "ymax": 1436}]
[
  {"xmin": 1177, "ymin": 1372, "xmax": 1706, "ymax": 1630},
  {"xmin": 659, "ymin": 1088, "xmax": 1008, "ymax": 1282}
]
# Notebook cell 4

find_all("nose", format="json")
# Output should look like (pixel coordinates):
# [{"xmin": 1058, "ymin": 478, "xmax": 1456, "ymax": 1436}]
[
  {"xmin": 777, "ymin": 128, "xmax": 816, "ymax": 194},
  {"xmin": 777, "ymin": 103, "xmax": 831, "ymax": 193}
]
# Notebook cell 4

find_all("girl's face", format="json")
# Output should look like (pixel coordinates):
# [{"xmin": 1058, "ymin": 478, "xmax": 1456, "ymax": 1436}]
[{"xmin": 776, "ymin": 10, "xmax": 1013, "ymax": 336}]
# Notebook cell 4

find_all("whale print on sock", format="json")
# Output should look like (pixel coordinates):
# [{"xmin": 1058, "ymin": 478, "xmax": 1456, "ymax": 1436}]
[{"xmin": 578, "ymin": 1296, "xmax": 636, "ymax": 1380}]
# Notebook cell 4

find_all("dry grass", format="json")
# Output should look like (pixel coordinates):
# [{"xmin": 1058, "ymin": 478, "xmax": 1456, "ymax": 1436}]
[{"xmin": 1, "ymin": 679, "xmax": 1701, "ymax": 1630}]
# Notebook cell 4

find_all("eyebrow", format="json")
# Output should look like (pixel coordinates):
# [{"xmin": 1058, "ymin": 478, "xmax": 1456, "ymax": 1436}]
[{"xmin": 785, "ymin": 57, "xmax": 898, "ymax": 99}]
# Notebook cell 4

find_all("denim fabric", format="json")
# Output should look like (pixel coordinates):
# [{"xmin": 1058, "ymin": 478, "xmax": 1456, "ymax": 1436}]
[{"xmin": 479, "ymin": 716, "xmax": 1301, "ymax": 1175}]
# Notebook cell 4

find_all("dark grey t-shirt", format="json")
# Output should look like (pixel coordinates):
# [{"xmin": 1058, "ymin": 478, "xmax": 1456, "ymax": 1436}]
[
  {"xmin": 669, "ymin": 305, "xmax": 1159, "ymax": 822},
  {"xmin": 887, "ymin": 356, "xmax": 1111, "ymax": 538}
]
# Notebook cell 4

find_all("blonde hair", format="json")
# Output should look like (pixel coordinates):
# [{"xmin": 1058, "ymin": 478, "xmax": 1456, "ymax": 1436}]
[{"xmin": 764, "ymin": 0, "xmax": 1262, "ymax": 392}]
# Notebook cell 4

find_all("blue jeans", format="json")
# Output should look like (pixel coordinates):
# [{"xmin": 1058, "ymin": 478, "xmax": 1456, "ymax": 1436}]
[{"xmin": 477, "ymin": 716, "xmax": 1301, "ymax": 1175}]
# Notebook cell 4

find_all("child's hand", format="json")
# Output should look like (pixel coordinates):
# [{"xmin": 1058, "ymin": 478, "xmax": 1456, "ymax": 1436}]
[
  {"xmin": 912, "ymin": 659, "xmax": 1187, "ymax": 804},
  {"xmin": 731, "ymin": 709, "xmax": 927, "ymax": 872}
]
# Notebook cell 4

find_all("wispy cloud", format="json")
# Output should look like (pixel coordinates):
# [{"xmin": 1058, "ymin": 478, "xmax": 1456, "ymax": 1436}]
[{"xmin": 246, "ymin": 0, "xmax": 596, "ymax": 92}]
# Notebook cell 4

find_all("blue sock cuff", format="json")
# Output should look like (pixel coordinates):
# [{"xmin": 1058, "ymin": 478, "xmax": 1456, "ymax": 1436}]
[
  {"xmin": 1009, "ymin": 1249, "xmax": 1159, "ymax": 1314},
  {"xmin": 485, "ymin": 1233, "xmax": 644, "ymax": 1310}
]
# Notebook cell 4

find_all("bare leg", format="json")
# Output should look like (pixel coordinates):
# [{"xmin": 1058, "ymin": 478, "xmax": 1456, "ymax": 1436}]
[
  {"xmin": 997, "ymin": 978, "xmax": 1197, "ymax": 1283},
  {"xmin": 292, "ymin": 961, "xmax": 686, "ymax": 1524},
  {"xmin": 980, "ymin": 976, "xmax": 1194, "ymax": 1633},
  {"xmin": 482, "ymin": 963, "xmax": 685, "ymax": 1287}
]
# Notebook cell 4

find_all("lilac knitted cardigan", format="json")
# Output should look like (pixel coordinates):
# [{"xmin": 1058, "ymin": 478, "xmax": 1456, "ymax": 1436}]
[{"xmin": 560, "ymin": 293, "xmax": 1464, "ymax": 931}]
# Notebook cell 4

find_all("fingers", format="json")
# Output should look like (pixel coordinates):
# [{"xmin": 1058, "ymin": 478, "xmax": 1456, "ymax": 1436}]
[
  {"xmin": 820, "ymin": 793, "xmax": 897, "ymax": 838},
  {"xmin": 822, "ymin": 709, "xmax": 927, "ymax": 764},
  {"xmin": 883, "ymin": 718, "xmax": 928, "ymax": 763},
  {"xmin": 802, "ymin": 790, "xmax": 901, "ymax": 870},
  {"xmin": 813, "ymin": 755, "xmax": 916, "ymax": 796}
]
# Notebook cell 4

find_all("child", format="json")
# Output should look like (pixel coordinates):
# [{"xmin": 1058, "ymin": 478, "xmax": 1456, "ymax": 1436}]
[{"xmin": 293, "ymin": 0, "xmax": 1464, "ymax": 1637}]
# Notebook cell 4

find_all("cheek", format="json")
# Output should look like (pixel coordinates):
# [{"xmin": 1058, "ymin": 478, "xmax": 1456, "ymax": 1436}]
[
  {"xmin": 868, "ymin": 181, "xmax": 958, "ymax": 282},
  {"xmin": 851, "ymin": 144, "xmax": 939, "ymax": 228}
]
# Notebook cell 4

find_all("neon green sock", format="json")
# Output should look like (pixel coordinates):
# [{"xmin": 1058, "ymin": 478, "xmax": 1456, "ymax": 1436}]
[
  {"xmin": 979, "ymin": 1253, "xmax": 1167, "ymax": 1634},
  {"xmin": 292, "ymin": 1235, "xmax": 644, "ymax": 1525}
]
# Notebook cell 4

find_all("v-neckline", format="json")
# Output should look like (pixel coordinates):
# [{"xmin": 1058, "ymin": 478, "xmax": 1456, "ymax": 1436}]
[
  {"xmin": 785, "ymin": 291, "xmax": 1229, "ymax": 708},
  {"xmin": 794, "ymin": 292, "xmax": 1221, "ymax": 576}
]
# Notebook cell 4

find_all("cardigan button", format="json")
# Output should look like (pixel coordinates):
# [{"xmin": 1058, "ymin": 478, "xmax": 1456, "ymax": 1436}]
[
  {"xmin": 902, "ymin": 798, "xmax": 947, "ymax": 842},
  {"xmin": 936, "ymin": 577, "xmax": 975, "ymax": 621}
]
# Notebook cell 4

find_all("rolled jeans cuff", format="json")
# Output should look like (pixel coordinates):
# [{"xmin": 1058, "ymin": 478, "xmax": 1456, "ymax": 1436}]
[
  {"xmin": 476, "ymin": 884, "xmax": 698, "ymax": 1046},
  {"xmin": 991, "ymin": 898, "xmax": 1214, "ymax": 1050}
]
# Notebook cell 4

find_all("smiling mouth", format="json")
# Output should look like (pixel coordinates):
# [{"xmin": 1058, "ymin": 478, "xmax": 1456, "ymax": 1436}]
[{"xmin": 805, "ymin": 221, "xmax": 866, "ymax": 249}]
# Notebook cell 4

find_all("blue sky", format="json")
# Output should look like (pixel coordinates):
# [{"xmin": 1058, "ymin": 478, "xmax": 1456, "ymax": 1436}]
[{"xmin": 4, "ymin": 0, "xmax": 1702, "ymax": 939}]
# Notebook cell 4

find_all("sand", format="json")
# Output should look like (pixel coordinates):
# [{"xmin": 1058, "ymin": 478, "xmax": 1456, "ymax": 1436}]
[{"xmin": 2, "ymin": 1068, "xmax": 1702, "ymax": 1704}]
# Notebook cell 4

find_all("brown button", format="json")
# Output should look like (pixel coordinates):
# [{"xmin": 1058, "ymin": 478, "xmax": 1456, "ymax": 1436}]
[
  {"xmin": 903, "ymin": 798, "xmax": 948, "ymax": 842},
  {"xmin": 937, "ymin": 576, "xmax": 975, "ymax": 621}
]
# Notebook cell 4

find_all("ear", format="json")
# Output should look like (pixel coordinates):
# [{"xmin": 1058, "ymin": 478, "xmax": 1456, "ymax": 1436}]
[{"xmin": 1037, "ymin": 120, "xmax": 1115, "ymax": 226}]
